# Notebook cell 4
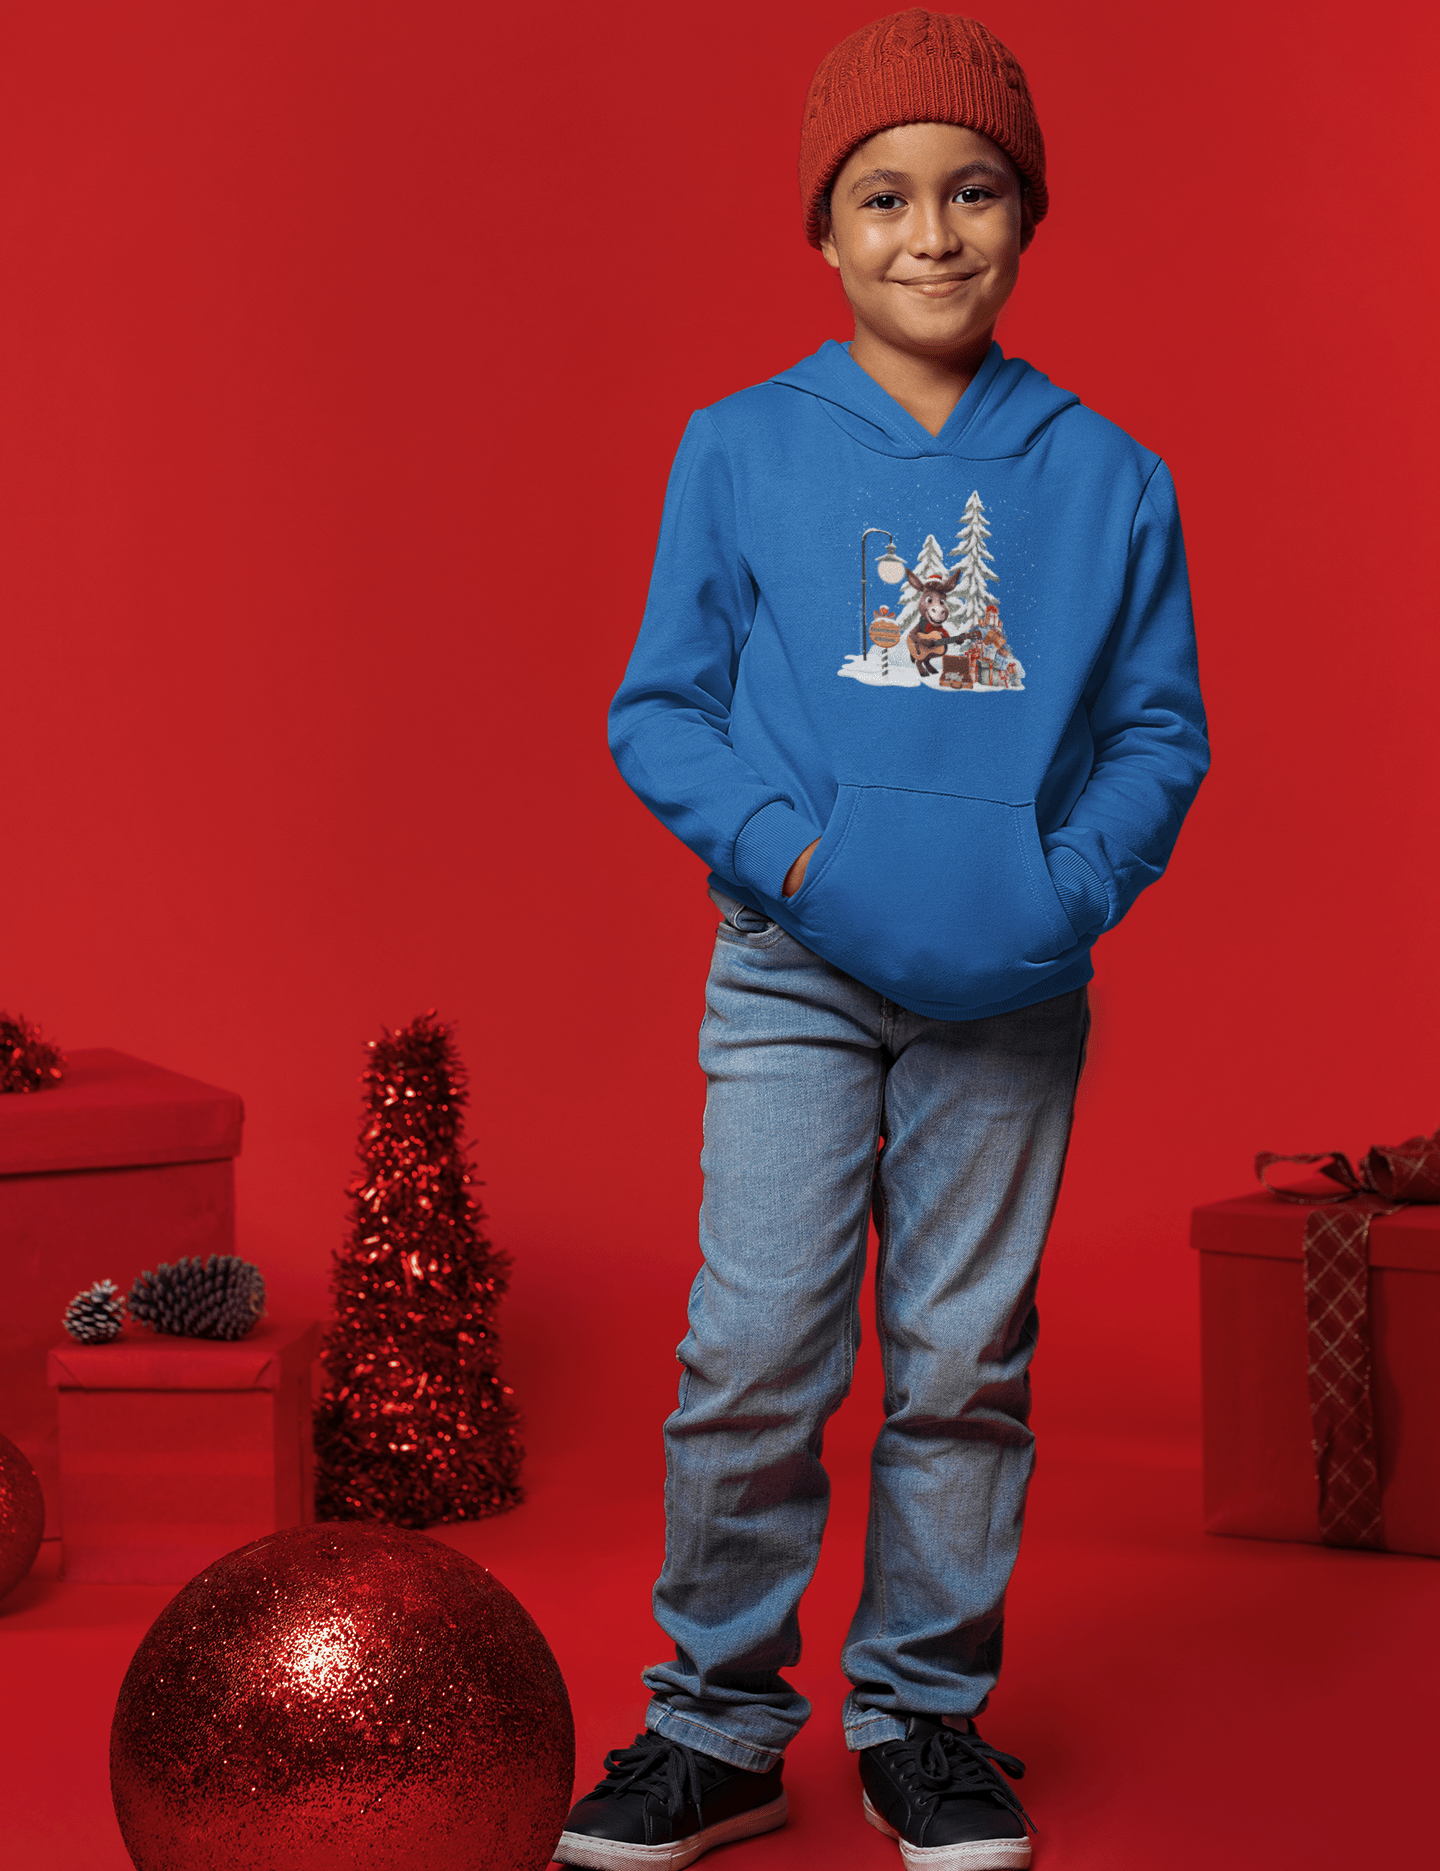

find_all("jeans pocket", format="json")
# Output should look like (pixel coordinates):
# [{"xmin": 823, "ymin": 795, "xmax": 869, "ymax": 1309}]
[{"xmin": 710, "ymin": 886, "xmax": 783, "ymax": 944}]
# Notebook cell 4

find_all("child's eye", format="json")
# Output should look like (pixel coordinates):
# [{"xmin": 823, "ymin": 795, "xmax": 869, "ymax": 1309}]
[
  {"xmin": 864, "ymin": 193, "xmax": 905, "ymax": 212},
  {"xmin": 955, "ymin": 186, "xmax": 994, "ymax": 205}
]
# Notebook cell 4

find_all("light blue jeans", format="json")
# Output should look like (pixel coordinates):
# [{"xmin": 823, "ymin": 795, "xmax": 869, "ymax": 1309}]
[{"xmin": 642, "ymin": 892, "xmax": 1089, "ymax": 1774}]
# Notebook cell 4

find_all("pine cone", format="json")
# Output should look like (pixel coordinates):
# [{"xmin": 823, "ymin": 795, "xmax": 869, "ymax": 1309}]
[
  {"xmin": 63, "ymin": 1279, "xmax": 126, "ymax": 1344},
  {"xmin": 127, "ymin": 1255, "xmax": 266, "ymax": 1340}
]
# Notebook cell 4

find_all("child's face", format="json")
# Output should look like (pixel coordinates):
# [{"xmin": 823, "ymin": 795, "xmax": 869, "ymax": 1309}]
[{"xmin": 819, "ymin": 122, "xmax": 1032, "ymax": 363}]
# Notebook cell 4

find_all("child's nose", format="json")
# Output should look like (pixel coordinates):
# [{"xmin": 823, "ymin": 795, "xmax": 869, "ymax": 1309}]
[{"xmin": 909, "ymin": 199, "xmax": 960, "ymax": 259}]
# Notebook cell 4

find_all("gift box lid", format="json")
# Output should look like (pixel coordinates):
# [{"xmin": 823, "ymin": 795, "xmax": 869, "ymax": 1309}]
[
  {"xmin": 46, "ymin": 1319, "xmax": 319, "ymax": 1391},
  {"xmin": 0, "ymin": 1049, "xmax": 243, "ymax": 1176},
  {"xmin": 1192, "ymin": 1193, "xmax": 1440, "ymax": 1274}
]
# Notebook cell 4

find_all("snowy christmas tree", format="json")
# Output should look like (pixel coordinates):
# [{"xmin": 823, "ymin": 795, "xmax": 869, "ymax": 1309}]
[
  {"xmin": 946, "ymin": 492, "xmax": 1024, "ymax": 689},
  {"xmin": 952, "ymin": 490, "xmax": 998, "ymax": 631}
]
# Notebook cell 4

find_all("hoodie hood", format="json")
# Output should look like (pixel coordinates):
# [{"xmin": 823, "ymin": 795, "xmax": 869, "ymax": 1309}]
[{"xmin": 769, "ymin": 339, "xmax": 1079, "ymax": 460}]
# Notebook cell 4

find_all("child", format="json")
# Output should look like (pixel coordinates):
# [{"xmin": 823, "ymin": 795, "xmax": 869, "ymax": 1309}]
[{"xmin": 556, "ymin": 12, "xmax": 1207, "ymax": 1868}]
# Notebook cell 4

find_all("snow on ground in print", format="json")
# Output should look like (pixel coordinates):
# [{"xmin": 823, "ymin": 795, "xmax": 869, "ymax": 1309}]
[{"xmin": 837, "ymin": 650, "xmax": 1025, "ymax": 689}]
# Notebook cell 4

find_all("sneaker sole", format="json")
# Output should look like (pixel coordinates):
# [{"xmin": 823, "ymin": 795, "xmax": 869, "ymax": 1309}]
[
  {"xmin": 863, "ymin": 1792, "xmax": 1032, "ymax": 1869},
  {"xmin": 554, "ymin": 1793, "xmax": 788, "ymax": 1870}
]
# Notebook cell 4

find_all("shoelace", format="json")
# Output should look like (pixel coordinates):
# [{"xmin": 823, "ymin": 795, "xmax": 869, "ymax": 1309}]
[
  {"xmin": 894, "ymin": 1727, "xmax": 1036, "ymax": 1834},
  {"xmin": 590, "ymin": 1732, "xmax": 717, "ymax": 1825}
]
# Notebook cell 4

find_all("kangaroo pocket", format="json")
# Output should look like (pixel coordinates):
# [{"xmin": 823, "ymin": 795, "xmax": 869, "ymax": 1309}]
[{"xmin": 782, "ymin": 782, "xmax": 1079, "ymax": 1011}]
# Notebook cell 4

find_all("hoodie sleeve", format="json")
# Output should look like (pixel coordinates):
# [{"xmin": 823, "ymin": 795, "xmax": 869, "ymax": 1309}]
[
  {"xmin": 1041, "ymin": 460, "xmax": 1209, "ymax": 937},
  {"xmin": 608, "ymin": 411, "xmax": 826, "ymax": 896}
]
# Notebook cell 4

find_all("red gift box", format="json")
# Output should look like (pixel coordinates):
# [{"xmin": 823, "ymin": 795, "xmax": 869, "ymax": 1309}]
[
  {"xmin": 46, "ymin": 1319, "xmax": 319, "ymax": 1583},
  {"xmin": 0, "ymin": 1049, "xmax": 243, "ymax": 1536},
  {"xmin": 1194, "ymin": 1193, "xmax": 1440, "ymax": 1557}
]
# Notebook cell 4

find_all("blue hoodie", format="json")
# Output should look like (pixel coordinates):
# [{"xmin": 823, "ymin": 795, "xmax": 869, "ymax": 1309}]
[{"xmin": 609, "ymin": 340, "xmax": 1208, "ymax": 1021}]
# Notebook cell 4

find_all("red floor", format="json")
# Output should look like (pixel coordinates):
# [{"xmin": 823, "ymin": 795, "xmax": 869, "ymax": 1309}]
[{"xmin": 5, "ymin": 1348, "xmax": 1438, "ymax": 1870}]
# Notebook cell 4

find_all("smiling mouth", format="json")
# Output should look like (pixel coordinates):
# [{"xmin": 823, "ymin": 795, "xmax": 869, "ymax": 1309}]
[{"xmin": 895, "ymin": 274, "xmax": 976, "ymax": 291}]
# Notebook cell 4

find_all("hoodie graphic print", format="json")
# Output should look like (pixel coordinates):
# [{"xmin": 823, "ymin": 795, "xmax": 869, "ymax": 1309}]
[
  {"xmin": 840, "ymin": 492, "xmax": 1026, "ymax": 691},
  {"xmin": 609, "ymin": 340, "xmax": 1209, "ymax": 1022}
]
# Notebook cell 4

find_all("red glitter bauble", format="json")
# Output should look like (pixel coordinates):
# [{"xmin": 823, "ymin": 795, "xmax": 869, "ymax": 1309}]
[
  {"xmin": 110, "ymin": 1523, "xmax": 574, "ymax": 1871},
  {"xmin": 0, "ymin": 1432, "xmax": 45, "ymax": 1602}
]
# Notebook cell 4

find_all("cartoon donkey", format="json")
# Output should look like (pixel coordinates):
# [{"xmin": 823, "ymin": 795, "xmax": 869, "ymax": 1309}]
[{"xmin": 903, "ymin": 565, "xmax": 963, "ymax": 676}]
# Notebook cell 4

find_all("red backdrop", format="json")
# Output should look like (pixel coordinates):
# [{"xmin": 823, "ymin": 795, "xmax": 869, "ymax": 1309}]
[{"xmin": 4, "ymin": 0, "xmax": 1436, "ymax": 1477}]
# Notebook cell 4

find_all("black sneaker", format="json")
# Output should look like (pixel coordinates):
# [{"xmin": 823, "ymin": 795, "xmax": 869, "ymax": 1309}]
[
  {"xmin": 860, "ymin": 1715, "xmax": 1034, "ymax": 1869},
  {"xmin": 554, "ymin": 1730, "xmax": 787, "ymax": 1869}
]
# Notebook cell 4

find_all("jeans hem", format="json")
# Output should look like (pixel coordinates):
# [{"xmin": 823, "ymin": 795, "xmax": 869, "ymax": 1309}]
[
  {"xmin": 645, "ymin": 1700, "xmax": 785, "ymax": 1774},
  {"xmin": 843, "ymin": 1711, "xmax": 910, "ymax": 1752},
  {"xmin": 843, "ymin": 1699, "xmax": 991, "ymax": 1752}
]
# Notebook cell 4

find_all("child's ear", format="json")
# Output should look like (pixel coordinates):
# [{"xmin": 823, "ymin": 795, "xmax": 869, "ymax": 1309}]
[{"xmin": 817, "ymin": 207, "xmax": 842, "ymax": 271}]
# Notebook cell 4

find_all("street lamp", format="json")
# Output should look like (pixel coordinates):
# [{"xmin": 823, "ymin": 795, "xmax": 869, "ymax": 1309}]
[{"xmin": 861, "ymin": 528, "xmax": 907, "ymax": 678}]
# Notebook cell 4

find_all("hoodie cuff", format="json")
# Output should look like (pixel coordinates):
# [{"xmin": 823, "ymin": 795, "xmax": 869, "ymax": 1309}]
[
  {"xmin": 1046, "ymin": 844, "xmax": 1110, "ymax": 939},
  {"xmin": 732, "ymin": 800, "xmax": 824, "ymax": 901}
]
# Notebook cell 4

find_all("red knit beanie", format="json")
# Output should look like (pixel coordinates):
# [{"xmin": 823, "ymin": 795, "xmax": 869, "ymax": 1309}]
[{"xmin": 799, "ymin": 10, "xmax": 1047, "ymax": 249}]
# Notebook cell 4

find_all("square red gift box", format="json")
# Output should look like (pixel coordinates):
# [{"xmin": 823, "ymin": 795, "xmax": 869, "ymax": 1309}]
[
  {"xmin": 46, "ymin": 1319, "xmax": 319, "ymax": 1583},
  {"xmin": 1194, "ymin": 1193, "xmax": 1440, "ymax": 1558},
  {"xmin": 0, "ymin": 1049, "xmax": 244, "ymax": 1536}
]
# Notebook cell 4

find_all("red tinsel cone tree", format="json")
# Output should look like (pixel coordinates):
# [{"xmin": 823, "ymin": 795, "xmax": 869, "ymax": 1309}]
[{"xmin": 314, "ymin": 1013, "xmax": 523, "ymax": 1527}]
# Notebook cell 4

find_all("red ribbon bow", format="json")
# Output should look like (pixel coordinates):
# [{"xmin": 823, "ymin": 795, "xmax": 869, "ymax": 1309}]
[{"xmin": 1255, "ymin": 1128, "xmax": 1440, "ymax": 1550}]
